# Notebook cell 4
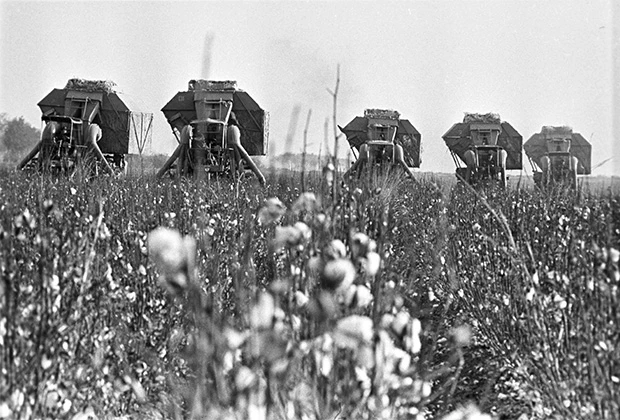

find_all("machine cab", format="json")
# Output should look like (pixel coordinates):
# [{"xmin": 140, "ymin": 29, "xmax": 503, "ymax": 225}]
[
  {"xmin": 545, "ymin": 136, "xmax": 571, "ymax": 154},
  {"xmin": 367, "ymin": 121, "xmax": 397, "ymax": 143},
  {"xmin": 191, "ymin": 94, "xmax": 234, "ymax": 150},
  {"xmin": 540, "ymin": 126, "xmax": 573, "ymax": 157},
  {"xmin": 470, "ymin": 123, "xmax": 501, "ymax": 147},
  {"xmin": 364, "ymin": 109, "xmax": 399, "ymax": 144},
  {"xmin": 469, "ymin": 123, "xmax": 504, "ymax": 170},
  {"xmin": 64, "ymin": 91, "xmax": 103, "ymax": 124}
]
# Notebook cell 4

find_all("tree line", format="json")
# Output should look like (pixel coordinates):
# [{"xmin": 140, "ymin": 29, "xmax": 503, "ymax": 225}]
[{"xmin": 0, "ymin": 113, "xmax": 40, "ymax": 164}]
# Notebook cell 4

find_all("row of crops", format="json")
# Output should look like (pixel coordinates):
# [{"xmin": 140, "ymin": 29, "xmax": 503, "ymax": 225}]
[{"xmin": 0, "ymin": 168, "xmax": 618, "ymax": 419}]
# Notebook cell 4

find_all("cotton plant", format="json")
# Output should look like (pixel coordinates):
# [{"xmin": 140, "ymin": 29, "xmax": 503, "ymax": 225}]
[
  {"xmin": 146, "ymin": 192, "xmax": 411, "ymax": 419},
  {"xmin": 144, "ymin": 177, "xmax": 490, "ymax": 420},
  {"xmin": 246, "ymin": 193, "xmax": 437, "ymax": 419},
  {"xmin": 148, "ymin": 225, "xmax": 293, "ymax": 419},
  {"xmin": 148, "ymin": 227, "xmax": 196, "ymax": 296}
]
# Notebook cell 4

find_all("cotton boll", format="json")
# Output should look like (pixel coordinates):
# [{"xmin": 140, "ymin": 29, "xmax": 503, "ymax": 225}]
[
  {"xmin": 325, "ymin": 239, "xmax": 347, "ymax": 260},
  {"xmin": 250, "ymin": 292, "xmax": 275, "ymax": 329},
  {"xmin": 354, "ymin": 285, "xmax": 374, "ymax": 309},
  {"xmin": 148, "ymin": 228, "xmax": 195, "ymax": 295},
  {"xmin": 362, "ymin": 252, "xmax": 381, "ymax": 276},
  {"xmin": 258, "ymin": 197, "xmax": 286, "ymax": 224},
  {"xmin": 292, "ymin": 192, "xmax": 319, "ymax": 213},
  {"xmin": 321, "ymin": 258, "xmax": 356, "ymax": 291}
]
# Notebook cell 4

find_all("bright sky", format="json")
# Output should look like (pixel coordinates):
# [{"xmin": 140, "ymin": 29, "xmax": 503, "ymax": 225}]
[{"xmin": 1, "ymin": 0, "xmax": 618, "ymax": 175}]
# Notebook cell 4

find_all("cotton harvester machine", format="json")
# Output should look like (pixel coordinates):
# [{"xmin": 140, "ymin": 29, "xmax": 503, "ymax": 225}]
[
  {"xmin": 18, "ymin": 79, "xmax": 153, "ymax": 175},
  {"xmin": 443, "ymin": 113, "xmax": 522, "ymax": 187},
  {"xmin": 524, "ymin": 126, "xmax": 591, "ymax": 189},
  {"xmin": 338, "ymin": 109, "xmax": 421, "ymax": 179},
  {"xmin": 157, "ymin": 80, "xmax": 267, "ymax": 185}
]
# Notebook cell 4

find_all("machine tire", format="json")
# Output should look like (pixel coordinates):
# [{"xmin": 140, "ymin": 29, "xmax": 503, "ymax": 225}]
[
  {"xmin": 569, "ymin": 168, "xmax": 577, "ymax": 190},
  {"xmin": 500, "ymin": 168, "xmax": 507, "ymax": 188},
  {"xmin": 541, "ymin": 167, "xmax": 549, "ymax": 190}
]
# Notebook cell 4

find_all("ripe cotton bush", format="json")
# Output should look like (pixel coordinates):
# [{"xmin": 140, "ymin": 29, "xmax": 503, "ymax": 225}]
[{"xmin": 1, "ymin": 167, "xmax": 619, "ymax": 419}]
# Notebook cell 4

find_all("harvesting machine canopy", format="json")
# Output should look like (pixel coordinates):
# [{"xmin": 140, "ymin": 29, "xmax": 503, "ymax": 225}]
[
  {"xmin": 157, "ymin": 79, "xmax": 268, "ymax": 184},
  {"xmin": 524, "ymin": 126, "xmax": 591, "ymax": 175},
  {"xmin": 37, "ymin": 78, "xmax": 153, "ymax": 155},
  {"xmin": 18, "ymin": 78, "xmax": 153, "ymax": 174},
  {"xmin": 161, "ymin": 79, "xmax": 268, "ymax": 156},
  {"xmin": 339, "ymin": 108, "xmax": 421, "ymax": 168},
  {"xmin": 442, "ymin": 112, "xmax": 523, "ymax": 170}
]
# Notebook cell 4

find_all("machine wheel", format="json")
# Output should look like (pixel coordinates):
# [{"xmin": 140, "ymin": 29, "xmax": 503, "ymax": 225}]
[
  {"xmin": 500, "ymin": 168, "xmax": 507, "ymax": 188},
  {"xmin": 568, "ymin": 169, "xmax": 577, "ymax": 190},
  {"xmin": 533, "ymin": 172, "xmax": 542, "ymax": 189},
  {"xmin": 541, "ymin": 168, "xmax": 549, "ymax": 190},
  {"xmin": 466, "ymin": 167, "xmax": 475, "ymax": 184},
  {"xmin": 455, "ymin": 167, "xmax": 469, "ymax": 184}
]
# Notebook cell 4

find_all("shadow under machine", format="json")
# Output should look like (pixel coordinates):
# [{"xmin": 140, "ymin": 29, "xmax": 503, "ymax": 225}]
[
  {"xmin": 157, "ymin": 80, "xmax": 268, "ymax": 185},
  {"xmin": 18, "ymin": 79, "xmax": 153, "ymax": 175}
]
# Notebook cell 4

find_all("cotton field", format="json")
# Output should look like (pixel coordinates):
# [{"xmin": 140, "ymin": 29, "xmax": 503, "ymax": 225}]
[{"xmin": 0, "ymin": 168, "xmax": 618, "ymax": 420}]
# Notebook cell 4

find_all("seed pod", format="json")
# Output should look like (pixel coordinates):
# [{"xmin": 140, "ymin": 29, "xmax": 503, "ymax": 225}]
[
  {"xmin": 325, "ymin": 239, "xmax": 347, "ymax": 260},
  {"xmin": 258, "ymin": 197, "xmax": 286, "ymax": 224},
  {"xmin": 320, "ymin": 258, "xmax": 356, "ymax": 291}
]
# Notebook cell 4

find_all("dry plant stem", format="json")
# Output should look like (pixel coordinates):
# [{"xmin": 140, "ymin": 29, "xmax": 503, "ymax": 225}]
[
  {"xmin": 71, "ymin": 207, "xmax": 106, "ymax": 355},
  {"xmin": 323, "ymin": 117, "xmax": 329, "ymax": 157},
  {"xmin": 301, "ymin": 109, "xmax": 312, "ymax": 192},
  {"xmin": 32, "ymin": 214, "xmax": 51, "ymax": 414},
  {"xmin": 371, "ymin": 202, "xmax": 389, "ymax": 325},
  {"xmin": 80, "ymin": 209, "xmax": 105, "ymax": 290},
  {"xmin": 230, "ymin": 206, "xmax": 254, "ymax": 321},
  {"xmin": 325, "ymin": 65, "xmax": 342, "ymax": 209},
  {"xmin": 446, "ymin": 348, "xmax": 465, "ymax": 404},
  {"xmin": 326, "ymin": 64, "xmax": 341, "ymax": 170},
  {"xmin": 184, "ymin": 280, "xmax": 215, "ymax": 418},
  {"xmin": 2, "ymin": 268, "xmax": 13, "ymax": 393}
]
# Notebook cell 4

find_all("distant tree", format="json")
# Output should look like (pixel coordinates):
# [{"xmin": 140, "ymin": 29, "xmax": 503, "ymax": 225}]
[
  {"xmin": 0, "ymin": 113, "xmax": 8, "ymax": 136},
  {"xmin": 0, "ymin": 115, "xmax": 40, "ymax": 162}
]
